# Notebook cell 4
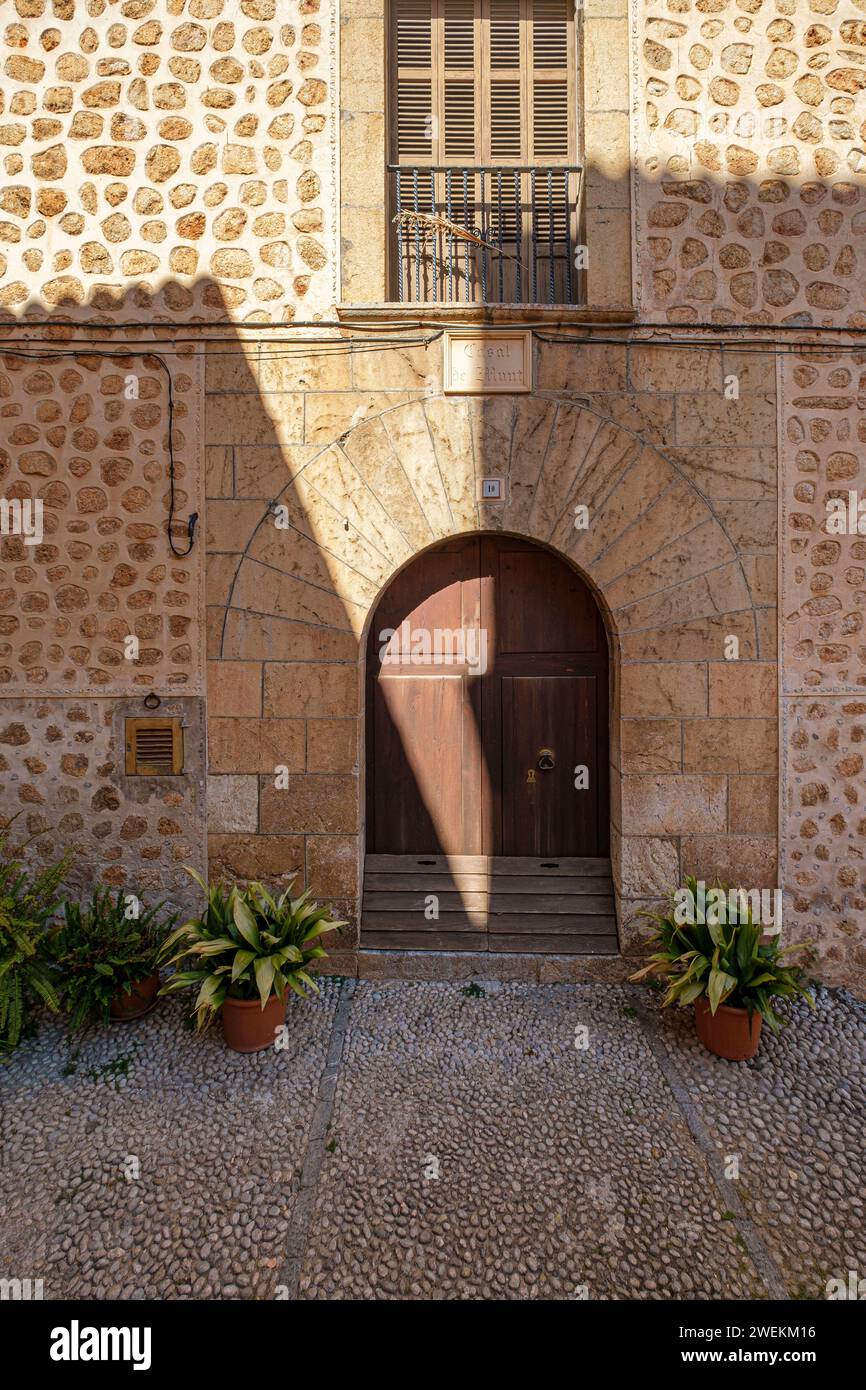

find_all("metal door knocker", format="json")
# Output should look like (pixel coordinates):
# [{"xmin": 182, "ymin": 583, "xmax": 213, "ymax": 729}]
[{"xmin": 537, "ymin": 748, "xmax": 556, "ymax": 771}]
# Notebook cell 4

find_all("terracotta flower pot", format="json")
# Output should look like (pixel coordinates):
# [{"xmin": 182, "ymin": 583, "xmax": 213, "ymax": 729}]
[
  {"xmin": 221, "ymin": 992, "xmax": 287, "ymax": 1053},
  {"xmin": 695, "ymin": 996, "xmax": 762, "ymax": 1061},
  {"xmin": 110, "ymin": 972, "xmax": 161, "ymax": 1021}
]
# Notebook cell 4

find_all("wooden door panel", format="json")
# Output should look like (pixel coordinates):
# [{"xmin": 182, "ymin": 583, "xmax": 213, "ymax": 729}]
[
  {"xmin": 373, "ymin": 538, "xmax": 479, "ymax": 665},
  {"xmin": 501, "ymin": 674, "xmax": 599, "ymax": 856},
  {"xmin": 495, "ymin": 546, "xmax": 601, "ymax": 656},
  {"xmin": 371, "ymin": 675, "xmax": 471, "ymax": 854}
]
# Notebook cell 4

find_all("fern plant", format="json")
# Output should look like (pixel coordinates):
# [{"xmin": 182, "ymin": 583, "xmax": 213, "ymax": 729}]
[
  {"xmin": 0, "ymin": 831, "xmax": 69, "ymax": 1054},
  {"xmin": 47, "ymin": 888, "xmax": 176, "ymax": 1031},
  {"xmin": 630, "ymin": 875, "xmax": 815, "ymax": 1033},
  {"xmin": 159, "ymin": 870, "xmax": 344, "ymax": 1028}
]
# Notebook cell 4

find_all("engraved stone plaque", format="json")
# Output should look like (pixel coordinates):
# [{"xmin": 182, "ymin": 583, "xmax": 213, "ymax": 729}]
[{"xmin": 443, "ymin": 330, "xmax": 532, "ymax": 394}]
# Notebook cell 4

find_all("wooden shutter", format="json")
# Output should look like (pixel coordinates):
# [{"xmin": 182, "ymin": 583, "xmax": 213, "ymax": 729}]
[
  {"xmin": 488, "ymin": 0, "xmax": 521, "ymax": 161},
  {"xmin": 529, "ymin": 0, "xmax": 571, "ymax": 160},
  {"xmin": 391, "ymin": 0, "xmax": 576, "ymax": 166},
  {"xmin": 394, "ymin": 0, "xmax": 433, "ymax": 157},
  {"xmin": 125, "ymin": 717, "xmax": 184, "ymax": 776}
]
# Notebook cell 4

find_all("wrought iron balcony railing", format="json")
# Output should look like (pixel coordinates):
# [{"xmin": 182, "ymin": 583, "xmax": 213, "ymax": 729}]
[{"xmin": 389, "ymin": 164, "xmax": 583, "ymax": 307}]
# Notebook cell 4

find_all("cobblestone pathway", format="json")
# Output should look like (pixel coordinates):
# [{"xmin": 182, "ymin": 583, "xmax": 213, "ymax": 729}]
[{"xmin": 1, "ymin": 979, "xmax": 863, "ymax": 1301}]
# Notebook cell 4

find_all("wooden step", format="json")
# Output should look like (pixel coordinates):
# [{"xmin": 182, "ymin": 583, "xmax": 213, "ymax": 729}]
[
  {"xmin": 364, "ymin": 872, "xmax": 612, "ymax": 894},
  {"xmin": 363, "ymin": 912, "xmax": 613, "ymax": 936},
  {"xmin": 490, "ymin": 933, "xmax": 617, "ymax": 955},
  {"xmin": 365, "ymin": 853, "xmax": 611, "ymax": 875},
  {"xmin": 362, "ymin": 892, "xmax": 615, "ymax": 914},
  {"xmin": 360, "ymin": 853, "xmax": 618, "ymax": 956},
  {"xmin": 363, "ymin": 930, "xmax": 502, "ymax": 952}
]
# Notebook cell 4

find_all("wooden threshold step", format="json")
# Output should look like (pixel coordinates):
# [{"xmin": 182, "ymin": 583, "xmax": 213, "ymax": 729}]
[
  {"xmin": 364, "ymin": 872, "xmax": 613, "ymax": 894},
  {"xmin": 362, "ymin": 892, "xmax": 615, "ymax": 915},
  {"xmin": 365, "ymin": 854, "xmax": 611, "ymax": 875}
]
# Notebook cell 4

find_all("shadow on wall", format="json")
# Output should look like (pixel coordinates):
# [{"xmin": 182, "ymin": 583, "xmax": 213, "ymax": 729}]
[
  {"xmin": 0, "ymin": 142, "xmax": 862, "ymax": 324},
  {"xmin": 0, "ymin": 213, "xmax": 791, "ymax": 968},
  {"xmin": 0, "ymin": 116, "xmax": 861, "ymax": 967}
]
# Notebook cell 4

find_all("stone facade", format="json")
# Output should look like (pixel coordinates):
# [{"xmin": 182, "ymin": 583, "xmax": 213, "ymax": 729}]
[
  {"xmin": 0, "ymin": 693, "xmax": 205, "ymax": 915},
  {"xmin": 0, "ymin": 1, "xmax": 864, "ymax": 992},
  {"xmin": 636, "ymin": 0, "xmax": 866, "ymax": 325},
  {"xmin": 204, "ymin": 337, "xmax": 779, "ymax": 961},
  {"xmin": 0, "ymin": 0, "xmax": 337, "ymax": 320},
  {"xmin": 0, "ymin": 337, "xmax": 206, "ymax": 914},
  {"xmin": 0, "ymin": 348, "xmax": 203, "ymax": 693},
  {"xmin": 780, "ymin": 346, "xmax": 866, "ymax": 985}
]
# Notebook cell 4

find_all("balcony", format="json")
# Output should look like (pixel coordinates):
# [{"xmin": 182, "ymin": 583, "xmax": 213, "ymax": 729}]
[{"xmin": 389, "ymin": 165, "xmax": 583, "ymax": 307}]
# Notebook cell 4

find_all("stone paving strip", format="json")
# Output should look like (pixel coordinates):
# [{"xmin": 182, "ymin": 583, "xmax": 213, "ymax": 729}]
[
  {"xmin": 0, "ymin": 979, "xmax": 862, "ymax": 1301},
  {"xmin": 297, "ymin": 981, "xmax": 763, "ymax": 1300},
  {"xmin": 643, "ymin": 987, "xmax": 866, "ymax": 1302}
]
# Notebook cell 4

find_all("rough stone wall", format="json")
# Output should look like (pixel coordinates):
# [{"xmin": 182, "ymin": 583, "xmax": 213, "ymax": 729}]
[
  {"xmin": 636, "ymin": 0, "xmax": 866, "ymax": 325},
  {"xmin": 0, "ymin": 345, "xmax": 206, "ymax": 909},
  {"xmin": 0, "ymin": 0, "xmax": 337, "ymax": 321},
  {"xmin": 0, "ymin": 348, "xmax": 203, "ymax": 693},
  {"xmin": 203, "ymin": 337, "xmax": 779, "ymax": 971},
  {"xmin": 781, "ymin": 348, "xmax": 866, "ymax": 984},
  {"xmin": 0, "ymin": 693, "xmax": 206, "ymax": 914}
]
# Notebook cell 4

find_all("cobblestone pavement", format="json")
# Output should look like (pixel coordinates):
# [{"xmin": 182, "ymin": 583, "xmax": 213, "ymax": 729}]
[{"xmin": 1, "ymin": 979, "xmax": 863, "ymax": 1301}]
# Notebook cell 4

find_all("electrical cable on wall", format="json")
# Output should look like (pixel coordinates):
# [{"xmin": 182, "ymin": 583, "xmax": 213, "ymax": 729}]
[
  {"xmin": 0, "ymin": 345, "xmax": 197, "ymax": 558},
  {"xmin": 2, "ymin": 324, "xmax": 865, "ymax": 360},
  {"xmin": 5, "ymin": 314, "xmax": 866, "ymax": 335},
  {"xmin": 0, "ymin": 321, "xmax": 861, "ymax": 568}
]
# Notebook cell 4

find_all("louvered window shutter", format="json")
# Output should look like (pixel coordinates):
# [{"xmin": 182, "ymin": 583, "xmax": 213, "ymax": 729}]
[
  {"xmin": 530, "ymin": 0, "xmax": 571, "ymax": 160},
  {"xmin": 391, "ymin": 0, "xmax": 575, "ymax": 166},
  {"xmin": 394, "ymin": 0, "xmax": 434, "ymax": 158}
]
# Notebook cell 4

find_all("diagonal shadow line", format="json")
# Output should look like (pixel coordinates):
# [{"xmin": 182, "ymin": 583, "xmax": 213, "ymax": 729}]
[{"xmin": 0, "ymin": 271, "xmax": 764, "ymax": 950}]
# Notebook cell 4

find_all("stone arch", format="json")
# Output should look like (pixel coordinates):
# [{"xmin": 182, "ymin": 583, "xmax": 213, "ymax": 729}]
[
  {"xmin": 218, "ymin": 394, "xmax": 764, "ymax": 958},
  {"xmin": 223, "ymin": 394, "xmax": 752, "ymax": 648}
]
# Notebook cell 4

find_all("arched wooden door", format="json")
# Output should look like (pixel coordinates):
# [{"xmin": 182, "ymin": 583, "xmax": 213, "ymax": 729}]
[{"xmin": 363, "ymin": 535, "xmax": 616, "ymax": 955}]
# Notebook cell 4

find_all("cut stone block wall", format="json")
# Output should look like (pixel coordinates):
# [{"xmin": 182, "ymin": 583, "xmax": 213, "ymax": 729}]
[{"xmin": 203, "ymin": 337, "xmax": 781, "ymax": 970}]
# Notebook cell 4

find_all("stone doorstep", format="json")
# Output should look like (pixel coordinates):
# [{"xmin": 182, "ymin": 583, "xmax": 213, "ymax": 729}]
[{"xmin": 344, "ymin": 949, "xmax": 632, "ymax": 984}]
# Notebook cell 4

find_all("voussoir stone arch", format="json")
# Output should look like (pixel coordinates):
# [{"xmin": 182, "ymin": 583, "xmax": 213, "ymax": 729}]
[{"xmin": 221, "ymin": 393, "xmax": 758, "ymax": 664}]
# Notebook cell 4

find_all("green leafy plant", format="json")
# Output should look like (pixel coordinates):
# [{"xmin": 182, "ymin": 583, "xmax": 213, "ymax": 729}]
[
  {"xmin": 0, "ymin": 829, "xmax": 69, "ymax": 1054},
  {"xmin": 159, "ymin": 870, "xmax": 344, "ymax": 1028},
  {"xmin": 47, "ymin": 888, "xmax": 176, "ymax": 1031},
  {"xmin": 630, "ymin": 875, "xmax": 815, "ymax": 1033}
]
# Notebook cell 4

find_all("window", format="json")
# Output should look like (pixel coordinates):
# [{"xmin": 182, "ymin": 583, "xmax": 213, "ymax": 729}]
[
  {"xmin": 392, "ymin": 0, "xmax": 576, "ymax": 165},
  {"xmin": 389, "ymin": 0, "xmax": 581, "ymax": 304}
]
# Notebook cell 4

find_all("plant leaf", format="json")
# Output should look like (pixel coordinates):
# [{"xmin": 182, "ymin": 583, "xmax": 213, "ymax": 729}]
[{"xmin": 232, "ymin": 894, "xmax": 260, "ymax": 949}]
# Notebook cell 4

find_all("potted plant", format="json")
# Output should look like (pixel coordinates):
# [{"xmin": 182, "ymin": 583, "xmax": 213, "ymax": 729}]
[
  {"xmin": 47, "ymin": 887, "xmax": 177, "ymax": 1028},
  {"xmin": 630, "ymin": 876, "xmax": 815, "ymax": 1060},
  {"xmin": 159, "ymin": 871, "xmax": 343, "ymax": 1053},
  {"xmin": 0, "ymin": 827, "xmax": 69, "ymax": 1057}
]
